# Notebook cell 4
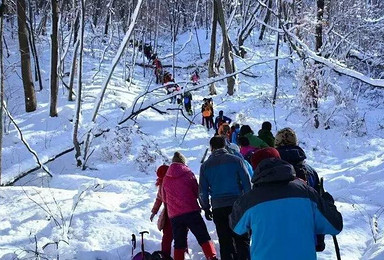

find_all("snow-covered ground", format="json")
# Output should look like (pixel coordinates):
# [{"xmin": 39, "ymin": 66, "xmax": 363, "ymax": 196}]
[{"xmin": 1, "ymin": 27, "xmax": 384, "ymax": 260}]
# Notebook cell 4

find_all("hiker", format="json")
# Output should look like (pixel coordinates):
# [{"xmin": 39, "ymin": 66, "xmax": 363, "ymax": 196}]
[
  {"xmin": 152, "ymin": 54, "xmax": 163, "ymax": 84},
  {"xmin": 214, "ymin": 111, "xmax": 232, "ymax": 135},
  {"xmin": 230, "ymin": 124, "xmax": 240, "ymax": 145},
  {"xmin": 143, "ymin": 43, "xmax": 153, "ymax": 61},
  {"xmin": 238, "ymin": 136, "xmax": 258, "ymax": 164},
  {"xmin": 258, "ymin": 121, "xmax": 275, "ymax": 147},
  {"xmin": 150, "ymin": 165, "xmax": 173, "ymax": 258},
  {"xmin": 239, "ymin": 125, "xmax": 268, "ymax": 149},
  {"xmin": 218, "ymin": 122, "xmax": 231, "ymax": 141},
  {"xmin": 230, "ymin": 147, "xmax": 343, "ymax": 260},
  {"xmin": 201, "ymin": 98, "xmax": 214, "ymax": 130},
  {"xmin": 162, "ymin": 152, "xmax": 218, "ymax": 260},
  {"xmin": 199, "ymin": 136, "xmax": 251, "ymax": 260},
  {"xmin": 275, "ymin": 127, "xmax": 320, "ymax": 191},
  {"xmin": 226, "ymin": 142, "xmax": 254, "ymax": 178},
  {"xmin": 191, "ymin": 70, "xmax": 200, "ymax": 85},
  {"xmin": 183, "ymin": 91, "xmax": 193, "ymax": 115},
  {"xmin": 163, "ymin": 72, "xmax": 180, "ymax": 104}
]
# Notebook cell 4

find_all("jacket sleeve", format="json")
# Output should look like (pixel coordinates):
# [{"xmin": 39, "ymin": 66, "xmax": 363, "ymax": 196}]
[
  {"xmin": 198, "ymin": 164, "xmax": 211, "ymax": 210},
  {"xmin": 225, "ymin": 116, "xmax": 232, "ymax": 124},
  {"xmin": 238, "ymin": 160, "xmax": 251, "ymax": 193},
  {"xmin": 151, "ymin": 186, "xmax": 163, "ymax": 214},
  {"xmin": 310, "ymin": 188, "xmax": 343, "ymax": 236},
  {"xmin": 230, "ymin": 197, "xmax": 250, "ymax": 235}
]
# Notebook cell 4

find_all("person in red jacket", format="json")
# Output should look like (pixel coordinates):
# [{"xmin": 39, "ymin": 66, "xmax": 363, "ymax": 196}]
[
  {"xmin": 150, "ymin": 164, "xmax": 173, "ymax": 258},
  {"xmin": 162, "ymin": 152, "xmax": 218, "ymax": 260},
  {"xmin": 152, "ymin": 54, "xmax": 163, "ymax": 84}
]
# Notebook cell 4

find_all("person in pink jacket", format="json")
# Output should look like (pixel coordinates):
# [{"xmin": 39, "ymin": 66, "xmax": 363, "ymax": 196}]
[
  {"xmin": 150, "ymin": 164, "xmax": 173, "ymax": 258},
  {"xmin": 162, "ymin": 152, "xmax": 218, "ymax": 260}
]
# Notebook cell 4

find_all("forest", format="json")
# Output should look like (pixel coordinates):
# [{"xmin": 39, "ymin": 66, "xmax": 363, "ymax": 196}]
[{"xmin": 0, "ymin": 0, "xmax": 384, "ymax": 259}]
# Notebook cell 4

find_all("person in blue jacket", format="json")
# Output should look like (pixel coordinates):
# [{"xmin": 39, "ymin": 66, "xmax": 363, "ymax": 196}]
[
  {"xmin": 199, "ymin": 136, "xmax": 251, "ymax": 260},
  {"xmin": 214, "ymin": 110, "xmax": 232, "ymax": 135},
  {"xmin": 230, "ymin": 147, "xmax": 343, "ymax": 260}
]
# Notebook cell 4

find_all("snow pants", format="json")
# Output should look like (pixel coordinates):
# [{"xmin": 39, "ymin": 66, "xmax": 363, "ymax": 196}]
[
  {"xmin": 212, "ymin": 206, "xmax": 250, "ymax": 260},
  {"xmin": 170, "ymin": 211, "xmax": 211, "ymax": 249}
]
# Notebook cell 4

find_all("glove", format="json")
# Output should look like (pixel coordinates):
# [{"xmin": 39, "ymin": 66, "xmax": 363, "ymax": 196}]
[
  {"xmin": 150, "ymin": 213, "xmax": 156, "ymax": 222},
  {"xmin": 322, "ymin": 192, "xmax": 335, "ymax": 204},
  {"xmin": 204, "ymin": 209, "xmax": 213, "ymax": 221}
]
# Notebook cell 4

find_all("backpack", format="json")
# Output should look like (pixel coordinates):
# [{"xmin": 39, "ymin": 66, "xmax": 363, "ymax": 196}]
[
  {"xmin": 151, "ymin": 251, "xmax": 173, "ymax": 260},
  {"xmin": 202, "ymin": 105, "xmax": 211, "ymax": 117},
  {"xmin": 244, "ymin": 148, "xmax": 258, "ymax": 164},
  {"xmin": 293, "ymin": 163, "xmax": 319, "ymax": 192}
]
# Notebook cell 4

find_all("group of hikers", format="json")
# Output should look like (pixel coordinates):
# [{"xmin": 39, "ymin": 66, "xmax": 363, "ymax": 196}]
[{"xmin": 150, "ymin": 120, "xmax": 343, "ymax": 260}]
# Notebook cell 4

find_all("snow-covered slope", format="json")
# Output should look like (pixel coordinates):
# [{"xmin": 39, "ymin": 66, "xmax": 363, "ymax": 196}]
[{"xmin": 1, "ymin": 28, "xmax": 384, "ymax": 260}]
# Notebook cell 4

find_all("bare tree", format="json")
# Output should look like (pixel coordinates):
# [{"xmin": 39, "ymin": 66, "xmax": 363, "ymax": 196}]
[
  {"xmin": 17, "ymin": 0, "xmax": 37, "ymax": 112},
  {"xmin": 259, "ymin": 0, "xmax": 272, "ymax": 40},
  {"xmin": 0, "ymin": 0, "xmax": 4, "ymax": 183},
  {"xmin": 208, "ymin": 0, "xmax": 218, "ymax": 95},
  {"xmin": 73, "ymin": 0, "xmax": 85, "ymax": 167},
  {"xmin": 50, "ymin": 0, "xmax": 59, "ymax": 117},
  {"xmin": 83, "ymin": 0, "xmax": 144, "ymax": 169},
  {"xmin": 216, "ymin": 0, "xmax": 235, "ymax": 95}
]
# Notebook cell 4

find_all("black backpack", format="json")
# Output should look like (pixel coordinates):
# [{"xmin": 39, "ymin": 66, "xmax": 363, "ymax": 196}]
[{"xmin": 151, "ymin": 251, "xmax": 173, "ymax": 260}]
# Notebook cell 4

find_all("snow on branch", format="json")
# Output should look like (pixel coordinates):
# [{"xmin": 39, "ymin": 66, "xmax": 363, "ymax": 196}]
[
  {"xmin": 2, "ymin": 102, "xmax": 53, "ymax": 180},
  {"xmin": 118, "ymin": 55, "xmax": 291, "ymax": 125},
  {"xmin": 285, "ymin": 29, "xmax": 384, "ymax": 88}
]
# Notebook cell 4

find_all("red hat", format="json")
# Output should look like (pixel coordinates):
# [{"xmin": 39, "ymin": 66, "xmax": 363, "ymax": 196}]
[
  {"xmin": 156, "ymin": 165, "xmax": 169, "ymax": 178},
  {"xmin": 251, "ymin": 147, "xmax": 281, "ymax": 170}
]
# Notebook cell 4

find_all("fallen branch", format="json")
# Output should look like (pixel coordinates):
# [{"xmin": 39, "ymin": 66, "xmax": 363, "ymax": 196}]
[
  {"xmin": 167, "ymin": 108, "xmax": 195, "ymax": 124},
  {"xmin": 285, "ymin": 28, "xmax": 384, "ymax": 88},
  {"xmin": 119, "ymin": 55, "xmax": 291, "ymax": 125},
  {"xmin": 1, "ymin": 129, "xmax": 110, "ymax": 186},
  {"xmin": 2, "ymin": 102, "xmax": 53, "ymax": 180}
]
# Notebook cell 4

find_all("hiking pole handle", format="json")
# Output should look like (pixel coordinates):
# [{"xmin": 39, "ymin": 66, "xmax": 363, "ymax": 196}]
[{"xmin": 139, "ymin": 231, "xmax": 149, "ymax": 254}]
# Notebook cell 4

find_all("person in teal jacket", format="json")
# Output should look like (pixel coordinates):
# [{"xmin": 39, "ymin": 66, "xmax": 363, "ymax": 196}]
[{"xmin": 230, "ymin": 148, "xmax": 343, "ymax": 260}]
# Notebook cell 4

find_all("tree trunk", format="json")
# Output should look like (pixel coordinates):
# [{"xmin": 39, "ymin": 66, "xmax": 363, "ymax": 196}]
[
  {"xmin": 272, "ymin": 0, "xmax": 281, "ymax": 105},
  {"xmin": 28, "ymin": 0, "xmax": 43, "ymax": 91},
  {"xmin": 83, "ymin": 0, "xmax": 144, "ymax": 169},
  {"xmin": 17, "ymin": 0, "xmax": 37, "ymax": 112},
  {"xmin": 73, "ymin": 0, "xmax": 84, "ymax": 167},
  {"xmin": 208, "ymin": 0, "xmax": 218, "ymax": 95},
  {"xmin": 259, "ymin": 0, "xmax": 272, "ymax": 40},
  {"xmin": 216, "ymin": 0, "xmax": 235, "ymax": 95},
  {"xmin": 93, "ymin": 0, "xmax": 101, "ymax": 28},
  {"xmin": 50, "ymin": 0, "xmax": 59, "ymax": 117},
  {"xmin": 312, "ymin": 0, "xmax": 324, "ymax": 129},
  {"xmin": 0, "ymin": 0, "xmax": 4, "ymax": 183}
]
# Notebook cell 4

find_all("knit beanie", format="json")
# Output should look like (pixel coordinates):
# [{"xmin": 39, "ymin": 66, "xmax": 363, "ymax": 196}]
[
  {"xmin": 172, "ymin": 151, "xmax": 187, "ymax": 164},
  {"xmin": 156, "ymin": 164, "xmax": 169, "ymax": 178},
  {"xmin": 275, "ymin": 127, "xmax": 298, "ymax": 147},
  {"xmin": 251, "ymin": 147, "xmax": 281, "ymax": 170}
]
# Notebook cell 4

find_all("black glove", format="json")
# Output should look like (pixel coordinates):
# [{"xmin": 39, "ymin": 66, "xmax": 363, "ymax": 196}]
[
  {"xmin": 204, "ymin": 209, "xmax": 213, "ymax": 221},
  {"xmin": 322, "ymin": 192, "xmax": 335, "ymax": 204}
]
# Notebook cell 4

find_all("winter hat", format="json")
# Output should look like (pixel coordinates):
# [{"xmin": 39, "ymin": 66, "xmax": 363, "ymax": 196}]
[
  {"xmin": 172, "ymin": 151, "xmax": 187, "ymax": 164},
  {"xmin": 156, "ymin": 164, "xmax": 169, "ymax": 186},
  {"xmin": 156, "ymin": 164, "xmax": 169, "ymax": 178},
  {"xmin": 251, "ymin": 147, "xmax": 281, "ymax": 170},
  {"xmin": 275, "ymin": 127, "xmax": 298, "ymax": 147}
]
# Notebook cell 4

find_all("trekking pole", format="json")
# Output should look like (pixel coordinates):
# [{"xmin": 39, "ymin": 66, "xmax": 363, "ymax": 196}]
[
  {"xmin": 131, "ymin": 234, "xmax": 136, "ymax": 258},
  {"xmin": 139, "ymin": 231, "xmax": 149, "ymax": 257},
  {"xmin": 320, "ymin": 178, "xmax": 341, "ymax": 260},
  {"xmin": 200, "ymin": 148, "xmax": 209, "ymax": 164}
]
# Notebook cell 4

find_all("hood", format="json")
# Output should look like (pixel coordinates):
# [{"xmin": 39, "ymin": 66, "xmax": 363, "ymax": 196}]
[
  {"xmin": 277, "ymin": 145, "xmax": 307, "ymax": 164},
  {"xmin": 166, "ymin": 162, "xmax": 192, "ymax": 178},
  {"xmin": 251, "ymin": 158, "xmax": 295, "ymax": 185},
  {"xmin": 209, "ymin": 148, "xmax": 228, "ymax": 159},
  {"xmin": 258, "ymin": 129, "xmax": 270, "ymax": 136}
]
